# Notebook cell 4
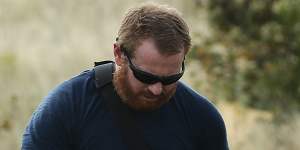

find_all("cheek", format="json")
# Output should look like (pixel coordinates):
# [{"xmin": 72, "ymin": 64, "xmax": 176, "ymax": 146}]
[
  {"xmin": 127, "ymin": 69, "xmax": 146, "ymax": 93},
  {"xmin": 164, "ymin": 83, "xmax": 177, "ymax": 93}
]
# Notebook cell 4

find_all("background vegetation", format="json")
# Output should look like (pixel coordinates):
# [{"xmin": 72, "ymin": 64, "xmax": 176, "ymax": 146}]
[
  {"xmin": 0, "ymin": 0, "xmax": 299, "ymax": 149},
  {"xmin": 192, "ymin": 0, "xmax": 300, "ymax": 116}
]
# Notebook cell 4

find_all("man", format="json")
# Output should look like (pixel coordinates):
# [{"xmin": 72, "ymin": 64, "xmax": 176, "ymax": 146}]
[{"xmin": 22, "ymin": 3, "xmax": 229, "ymax": 150}]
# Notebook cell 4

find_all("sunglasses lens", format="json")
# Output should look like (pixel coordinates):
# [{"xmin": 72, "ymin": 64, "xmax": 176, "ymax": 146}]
[
  {"xmin": 161, "ymin": 74, "xmax": 182, "ymax": 85},
  {"xmin": 133, "ymin": 71, "xmax": 157, "ymax": 84}
]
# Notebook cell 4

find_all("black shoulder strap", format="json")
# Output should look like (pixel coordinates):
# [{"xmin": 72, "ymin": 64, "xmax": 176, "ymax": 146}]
[
  {"xmin": 94, "ymin": 61, "xmax": 115, "ymax": 88},
  {"xmin": 94, "ymin": 61, "xmax": 152, "ymax": 150}
]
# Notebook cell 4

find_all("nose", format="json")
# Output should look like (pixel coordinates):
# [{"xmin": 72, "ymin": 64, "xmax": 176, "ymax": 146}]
[{"xmin": 148, "ymin": 82, "xmax": 163, "ymax": 96}]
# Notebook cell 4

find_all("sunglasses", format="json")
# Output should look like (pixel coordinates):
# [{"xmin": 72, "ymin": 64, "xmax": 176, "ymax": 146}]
[{"xmin": 121, "ymin": 47, "xmax": 185, "ymax": 85}]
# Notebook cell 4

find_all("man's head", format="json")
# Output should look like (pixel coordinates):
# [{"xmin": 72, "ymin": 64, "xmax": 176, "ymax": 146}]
[
  {"xmin": 115, "ymin": 3, "xmax": 191, "ymax": 57},
  {"xmin": 113, "ymin": 3, "xmax": 191, "ymax": 111}
]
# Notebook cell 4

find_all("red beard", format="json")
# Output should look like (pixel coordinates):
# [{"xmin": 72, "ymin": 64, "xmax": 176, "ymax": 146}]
[{"xmin": 112, "ymin": 62, "xmax": 176, "ymax": 111}]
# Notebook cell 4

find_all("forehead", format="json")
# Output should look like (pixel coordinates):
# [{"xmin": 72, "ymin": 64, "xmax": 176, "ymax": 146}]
[{"xmin": 132, "ymin": 39, "xmax": 185, "ymax": 76}]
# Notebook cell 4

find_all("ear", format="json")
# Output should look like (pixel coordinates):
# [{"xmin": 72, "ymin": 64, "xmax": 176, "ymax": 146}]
[{"xmin": 113, "ymin": 43, "xmax": 123, "ymax": 66}]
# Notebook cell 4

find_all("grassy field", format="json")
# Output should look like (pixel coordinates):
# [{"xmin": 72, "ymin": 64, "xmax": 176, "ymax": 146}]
[{"xmin": 0, "ymin": 0, "xmax": 299, "ymax": 149}]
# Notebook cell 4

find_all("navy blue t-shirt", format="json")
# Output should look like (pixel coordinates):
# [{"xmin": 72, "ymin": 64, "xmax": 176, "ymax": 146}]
[{"xmin": 22, "ymin": 69, "xmax": 229, "ymax": 150}]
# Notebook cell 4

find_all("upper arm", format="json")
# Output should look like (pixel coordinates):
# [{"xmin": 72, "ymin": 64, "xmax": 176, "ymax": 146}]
[{"xmin": 22, "ymin": 83, "xmax": 75, "ymax": 150}]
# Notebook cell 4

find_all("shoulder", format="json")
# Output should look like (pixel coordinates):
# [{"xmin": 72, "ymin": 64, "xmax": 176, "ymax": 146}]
[
  {"xmin": 33, "ymin": 69, "xmax": 96, "ymax": 120},
  {"xmin": 174, "ymin": 82, "xmax": 228, "ymax": 148},
  {"xmin": 175, "ymin": 82, "xmax": 221, "ymax": 117},
  {"xmin": 63, "ymin": 69, "xmax": 95, "ymax": 92},
  {"xmin": 29, "ymin": 69, "xmax": 98, "ymax": 130},
  {"xmin": 38, "ymin": 70, "xmax": 95, "ymax": 109},
  {"xmin": 46, "ymin": 69, "xmax": 100, "ymax": 114},
  {"xmin": 50, "ymin": 69, "xmax": 96, "ymax": 101},
  {"xmin": 174, "ymin": 82, "xmax": 227, "ymax": 135}
]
